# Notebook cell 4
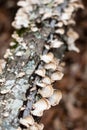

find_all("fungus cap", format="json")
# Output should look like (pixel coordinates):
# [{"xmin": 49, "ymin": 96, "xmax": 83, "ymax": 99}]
[
  {"xmin": 48, "ymin": 90, "xmax": 62, "ymax": 106},
  {"xmin": 38, "ymin": 85, "xmax": 54, "ymax": 98}
]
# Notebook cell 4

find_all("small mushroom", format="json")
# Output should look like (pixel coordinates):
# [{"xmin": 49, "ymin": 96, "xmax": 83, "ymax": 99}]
[
  {"xmin": 44, "ymin": 44, "xmax": 50, "ymax": 50},
  {"xmin": 31, "ymin": 98, "xmax": 51, "ymax": 116},
  {"xmin": 55, "ymin": 29, "xmax": 65, "ymax": 35},
  {"xmin": 67, "ymin": 29, "xmax": 79, "ymax": 53},
  {"xmin": 40, "ymin": 52, "xmax": 54, "ymax": 63},
  {"xmin": 24, "ymin": 115, "xmax": 34, "ymax": 125},
  {"xmin": 35, "ymin": 69, "xmax": 46, "ymax": 77},
  {"xmin": 12, "ymin": 32, "xmax": 23, "ymax": 43},
  {"xmin": 19, "ymin": 115, "xmax": 34, "ymax": 127},
  {"xmin": 44, "ymin": 62, "xmax": 57, "ymax": 71},
  {"xmin": 0, "ymin": 89, "xmax": 10, "ymax": 94},
  {"xmin": 12, "ymin": 8, "xmax": 30, "ymax": 29},
  {"xmin": 31, "ymin": 26, "xmax": 38, "ymax": 32},
  {"xmin": 36, "ymin": 81, "xmax": 46, "ymax": 88},
  {"xmin": 67, "ymin": 28, "xmax": 79, "ymax": 41},
  {"xmin": 55, "ymin": 21, "xmax": 63, "ymax": 27},
  {"xmin": 57, "ymin": 63, "xmax": 64, "ymax": 72},
  {"xmin": 15, "ymin": 51, "xmax": 24, "ymax": 57},
  {"xmin": 17, "ymin": 1, "xmax": 29, "ymax": 7},
  {"xmin": 61, "ymin": 12, "xmax": 71, "ymax": 20},
  {"xmin": 68, "ymin": 43, "xmax": 80, "ymax": 53},
  {"xmin": 29, "ymin": 123, "xmax": 44, "ymax": 130},
  {"xmin": 50, "ymin": 39, "xmax": 64, "ymax": 48},
  {"xmin": 0, "ymin": 59, "xmax": 6, "ymax": 74},
  {"xmin": 42, "ymin": 12, "xmax": 52, "ymax": 20},
  {"xmin": 10, "ymin": 42, "xmax": 16, "ymax": 47},
  {"xmin": 19, "ymin": 118, "xmax": 29, "ymax": 128},
  {"xmin": 3, "ymin": 112, "xmax": 9, "ymax": 117},
  {"xmin": 4, "ymin": 49, "xmax": 12, "ymax": 59},
  {"xmin": 51, "ymin": 71, "xmax": 64, "ymax": 81},
  {"xmin": 48, "ymin": 90, "xmax": 62, "ymax": 106},
  {"xmin": 38, "ymin": 85, "xmax": 54, "ymax": 98},
  {"xmin": 42, "ymin": 76, "xmax": 52, "ymax": 84}
]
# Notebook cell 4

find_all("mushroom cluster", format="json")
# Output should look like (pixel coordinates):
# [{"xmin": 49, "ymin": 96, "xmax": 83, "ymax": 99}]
[
  {"xmin": 0, "ymin": 59, "xmax": 6, "ymax": 74},
  {"xmin": 3, "ymin": 0, "xmax": 83, "ymax": 130},
  {"xmin": 19, "ymin": 115, "xmax": 44, "ymax": 130}
]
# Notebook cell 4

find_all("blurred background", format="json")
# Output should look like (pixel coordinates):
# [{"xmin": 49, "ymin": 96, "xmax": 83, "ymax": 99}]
[{"xmin": 0, "ymin": 0, "xmax": 87, "ymax": 130}]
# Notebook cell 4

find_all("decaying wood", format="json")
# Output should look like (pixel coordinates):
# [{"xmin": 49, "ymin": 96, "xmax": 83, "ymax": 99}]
[
  {"xmin": 0, "ymin": 0, "xmax": 83, "ymax": 130},
  {"xmin": 0, "ymin": 26, "xmax": 51, "ymax": 130}
]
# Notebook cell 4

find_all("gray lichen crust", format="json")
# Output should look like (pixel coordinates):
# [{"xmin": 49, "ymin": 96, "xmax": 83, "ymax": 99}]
[{"xmin": 0, "ymin": 0, "xmax": 83, "ymax": 130}]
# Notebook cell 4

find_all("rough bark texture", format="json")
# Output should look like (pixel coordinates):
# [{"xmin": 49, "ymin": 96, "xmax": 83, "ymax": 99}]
[{"xmin": 0, "ymin": 27, "xmax": 50, "ymax": 130}]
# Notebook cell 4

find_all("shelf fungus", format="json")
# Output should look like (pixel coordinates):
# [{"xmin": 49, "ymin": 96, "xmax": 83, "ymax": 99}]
[
  {"xmin": 0, "ymin": 0, "xmax": 83, "ymax": 130},
  {"xmin": 48, "ymin": 90, "xmax": 62, "ymax": 106},
  {"xmin": 19, "ymin": 116, "xmax": 44, "ymax": 130},
  {"xmin": 38, "ymin": 85, "xmax": 54, "ymax": 98},
  {"xmin": 35, "ymin": 69, "xmax": 46, "ymax": 77},
  {"xmin": 40, "ymin": 52, "xmax": 54, "ymax": 63},
  {"xmin": 44, "ymin": 58, "xmax": 59, "ymax": 71},
  {"xmin": 50, "ymin": 39, "xmax": 64, "ymax": 48},
  {"xmin": 36, "ymin": 81, "xmax": 47, "ymax": 88},
  {"xmin": 42, "ymin": 76, "xmax": 52, "ymax": 85},
  {"xmin": 51, "ymin": 71, "xmax": 64, "ymax": 81},
  {"xmin": 31, "ymin": 98, "xmax": 51, "ymax": 117},
  {"xmin": 0, "ymin": 59, "xmax": 6, "ymax": 74},
  {"xmin": 19, "ymin": 115, "xmax": 34, "ymax": 127}
]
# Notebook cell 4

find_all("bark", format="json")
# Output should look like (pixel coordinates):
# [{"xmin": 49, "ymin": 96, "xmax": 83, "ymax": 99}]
[{"xmin": 0, "ymin": 26, "xmax": 51, "ymax": 130}]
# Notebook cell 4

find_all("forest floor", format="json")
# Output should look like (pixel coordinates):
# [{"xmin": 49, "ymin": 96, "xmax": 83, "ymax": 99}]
[{"xmin": 0, "ymin": 0, "xmax": 87, "ymax": 130}]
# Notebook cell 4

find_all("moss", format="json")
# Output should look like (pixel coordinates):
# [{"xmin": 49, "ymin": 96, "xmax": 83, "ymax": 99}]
[{"xmin": 16, "ymin": 28, "xmax": 28, "ymax": 37}]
